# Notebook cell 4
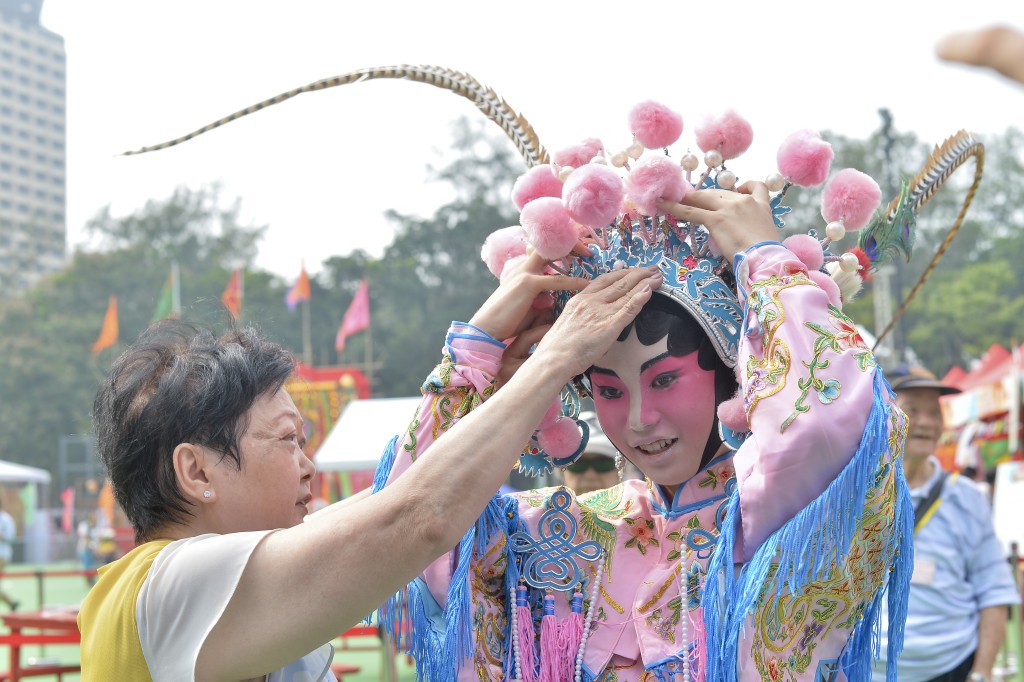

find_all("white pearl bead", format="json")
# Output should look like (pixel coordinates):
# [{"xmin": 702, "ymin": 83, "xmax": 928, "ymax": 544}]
[
  {"xmin": 558, "ymin": 166, "xmax": 575, "ymax": 182},
  {"xmin": 825, "ymin": 221, "xmax": 846, "ymax": 241},
  {"xmin": 765, "ymin": 172, "xmax": 786, "ymax": 192},
  {"xmin": 840, "ymin": 252, "xmax": 861, "ymax": 272},
  {"xmin": 626, "ymin": 142, "xmax": 644, "ymax": 159},
  {"xmin": 610, "ymin": 151, "xmax": 628, "ymax": 168},
  {"xmin": 680, "ymin": 153, "xmax": 699, "ymax": 172},
  {"xmin": 590, "ymin": 155, "xmax": 608, "ymax": 165},
  {"xmin": 717, "ymin": 169, "xmax": 737, "ymax": 190},
  {"xmin": 704, "ymin": 149, "xmax": 723, "ymax": 168}
]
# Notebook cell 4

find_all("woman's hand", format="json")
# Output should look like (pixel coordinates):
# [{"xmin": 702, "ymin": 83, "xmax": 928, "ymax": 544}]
[
  {"xmin": 531, "ymin": 266, "xmax": 662, "ymax": 379},
  {"xmin": 468, "ymin": 249, "xmax": 589, "ymax": 342},
  {"xmin": 657, "ymin": 180, "xmax": 778, "ymax": 260}
]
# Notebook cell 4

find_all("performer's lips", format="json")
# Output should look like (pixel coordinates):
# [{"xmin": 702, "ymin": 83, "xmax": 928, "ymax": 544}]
[{"xmin": 636, "ymin": 438, "xmax": 677, "ymax": 455}]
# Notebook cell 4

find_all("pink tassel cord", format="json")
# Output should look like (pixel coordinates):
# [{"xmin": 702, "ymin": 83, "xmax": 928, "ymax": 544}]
[
  {"xmin": 559, "ymin": 590, "xmax": 585, "ymax": 682},
  {"xmin": 517, "ymin": 585, "xmax": 539, "ymax": 682},
  {"xmin": 539, "ymin": 592, "xmax": 561, "ymax": 682}
]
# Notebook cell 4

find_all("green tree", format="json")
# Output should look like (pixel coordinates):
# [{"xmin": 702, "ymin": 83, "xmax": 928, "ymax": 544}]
[{"xmin": 0, "ymin": 185, "xmax": 270, "ymax": 485}]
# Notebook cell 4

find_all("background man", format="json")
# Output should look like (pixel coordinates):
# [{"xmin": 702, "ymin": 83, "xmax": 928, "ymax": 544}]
[{"xmin": 873, "ymin": 364, "xmax": 1020, "ymax": 682}]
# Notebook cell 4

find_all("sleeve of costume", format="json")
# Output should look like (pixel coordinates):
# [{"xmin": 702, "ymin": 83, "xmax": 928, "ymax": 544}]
[
  {"xmin": 379, "ymin": 322, "xmax": 505, "ymax": 483},
  {"xmin": 372, "ymin": 322, "xmax": 521, "ymax": 682},
  {"xmin": 957, "ymin": 481, "xmax": 1020, "ymax": 610},
  {"xmin": 729, "ymin": 242, "xmax": 881, "ymax": 556},
  {"xmin": 703, "ymin": 242, "xmax": 914, "ymax": 682}
]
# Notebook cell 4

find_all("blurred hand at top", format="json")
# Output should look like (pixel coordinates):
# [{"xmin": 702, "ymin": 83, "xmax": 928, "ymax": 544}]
[{"xmin": 937, "ymin": 25, "xmax": 1024, "ymax": 87}]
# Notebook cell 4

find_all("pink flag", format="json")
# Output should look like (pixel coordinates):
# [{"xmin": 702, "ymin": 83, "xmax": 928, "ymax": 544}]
[
  {"xmin": 335, "ymin": 279, "xmax": 370, "ymax": 352},
  {"xmin": 60, "ymin": 486, "xmax": 75, "ymax": 534}
]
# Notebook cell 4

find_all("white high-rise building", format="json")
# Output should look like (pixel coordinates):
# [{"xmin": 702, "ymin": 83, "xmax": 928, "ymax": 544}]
[{"xmin": 0, "ymin": 0, "xmax": 65, "ymax": 294}]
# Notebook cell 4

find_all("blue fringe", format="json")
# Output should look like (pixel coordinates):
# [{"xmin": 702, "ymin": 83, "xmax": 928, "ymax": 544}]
[
  {"xmin": 883, "ymin": 464, "xmax": 914, "ymax": 681},
  {"xmin": 376, "ymin": 492, "xmax": 520, "ymax": 681},
  {"xmin": 703, "ymin": 370, "xmax": 911, "ymax": 681},
  {"xmin": 371, "ymin": 435, "xmax": 400, "ymax": 494}
]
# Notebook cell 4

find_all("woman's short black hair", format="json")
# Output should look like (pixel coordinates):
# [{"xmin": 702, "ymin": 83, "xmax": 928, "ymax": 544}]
[
  {"xmin": 92, "ymin": 320, "xmax": 295, "ymax": 542},
  {"xmin": 598, "ymin": 293, "xmax": 737, "ymax": 468}
]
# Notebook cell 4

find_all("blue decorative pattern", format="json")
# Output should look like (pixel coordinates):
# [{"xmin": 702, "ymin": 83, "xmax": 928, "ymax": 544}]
[
  {"xmin": 509, "ymin": 489, "xmax": 602, "ymax": 592},
  {"xmin": 553, "ymin": 214, "xmax": 747, "ymax": 367}
]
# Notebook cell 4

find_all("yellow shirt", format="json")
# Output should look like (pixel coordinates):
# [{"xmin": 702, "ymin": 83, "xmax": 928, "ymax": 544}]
[{"xmin": 77, "ymin": 540, "xmax": 171, "ymax": 682}]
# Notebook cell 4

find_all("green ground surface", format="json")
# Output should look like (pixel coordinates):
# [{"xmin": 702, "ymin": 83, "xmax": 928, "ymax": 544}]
[
  {"xmin": 0, "ymin": 561, "xmax": 417, "ymax": 681},
  {"xmin": 0, "ymin": 562, "xmax": 1019, "ymax": 681}
]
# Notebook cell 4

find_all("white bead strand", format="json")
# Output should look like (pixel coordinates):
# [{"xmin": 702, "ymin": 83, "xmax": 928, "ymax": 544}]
[
  {"xmin": 509, "ymin": 583, "xmax": 522, "ymax": 682},
  {"xmin": 575, "ymin": 552, "xmax": 605, "ymax": 682}
]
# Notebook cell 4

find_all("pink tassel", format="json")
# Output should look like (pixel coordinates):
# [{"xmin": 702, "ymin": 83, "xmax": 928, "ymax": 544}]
[
  {"xmin": 559, "ymin": 590, "xmax": 585, "ymax": 682},
  {"xmin": 539, "ymin": 592, "xmax": 561, "ymax": 682},
  {"xmin": 517, "ymin": 585, "xmax": 539, "ymax": 682}
]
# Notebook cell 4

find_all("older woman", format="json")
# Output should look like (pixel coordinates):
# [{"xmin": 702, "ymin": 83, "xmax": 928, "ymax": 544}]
[{"xmin": 76, "ymin": 263, "xmax": 659, "ymax": 682}]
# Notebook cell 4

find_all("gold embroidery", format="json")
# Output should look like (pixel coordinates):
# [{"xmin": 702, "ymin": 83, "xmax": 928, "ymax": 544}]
[
  {"xmin": 600, "ymin": 584, "xmax": 625, "ymax": 614},
  {"xmin": 638, "ymin": 566, "xmax": 680, "ymax": 613}
]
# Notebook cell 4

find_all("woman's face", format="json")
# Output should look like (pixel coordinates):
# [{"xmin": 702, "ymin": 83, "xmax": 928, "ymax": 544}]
[
  {"xmin": 210, "ymin": 388, "xmax": 317, "ymax": 532},
  {"xmin": 590, "ymin": 329, "xmax": 716, "ymax": 491}
]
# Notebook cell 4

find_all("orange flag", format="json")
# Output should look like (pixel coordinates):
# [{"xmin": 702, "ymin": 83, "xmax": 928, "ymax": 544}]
[
  {"xmin": 221, "ymin": 269, "xmax": 243, "ymax": 319},
  {"xmin": 92, "ymin": 295, "xmax": 119, "ymax": 355}
]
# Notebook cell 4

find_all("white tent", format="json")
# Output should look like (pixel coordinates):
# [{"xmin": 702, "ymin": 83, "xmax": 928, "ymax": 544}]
[
  {"xmin": 315, "ymin": 397, "xmax": 422, "ymax": 472},
  {"xmin": 0, "ymin": 460, "xmax": 51, "ymax": 484}
]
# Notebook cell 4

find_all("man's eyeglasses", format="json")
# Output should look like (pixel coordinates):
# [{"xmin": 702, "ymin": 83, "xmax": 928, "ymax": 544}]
[{"xmin": 565, "ymin": 457, "xmax": 617, "ymax": 474}]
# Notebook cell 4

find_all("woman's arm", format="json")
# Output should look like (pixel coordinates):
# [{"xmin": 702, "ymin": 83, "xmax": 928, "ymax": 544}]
[{"xmin": 196, "ymin": 265, "xmax": 660, "ymax": 682}]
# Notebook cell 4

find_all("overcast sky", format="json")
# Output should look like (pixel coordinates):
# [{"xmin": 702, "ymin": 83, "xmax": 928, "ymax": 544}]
[{"xmin": 41, "ymin": 1, "xmax": 1023, "ymax": 281}]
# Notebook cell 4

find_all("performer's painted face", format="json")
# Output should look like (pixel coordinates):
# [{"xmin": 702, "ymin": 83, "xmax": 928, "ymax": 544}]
[{"xmin": 590, "ymin": 329, "xmax": 717, "ymax": 492}]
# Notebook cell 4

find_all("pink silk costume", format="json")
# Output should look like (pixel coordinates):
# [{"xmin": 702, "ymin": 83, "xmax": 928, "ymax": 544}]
[{"xmin": 374, "ymin": 243, "xmax": 912, "ymax": 682}]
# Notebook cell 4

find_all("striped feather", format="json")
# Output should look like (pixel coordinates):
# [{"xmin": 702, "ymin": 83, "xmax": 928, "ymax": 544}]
[
  {"xmin": 122, "ymin": 65, "xmax": 549, "ymax": 167},
  {"xmin": 869, "ymin": 130, "xmax": 984, "ymax": 348}
]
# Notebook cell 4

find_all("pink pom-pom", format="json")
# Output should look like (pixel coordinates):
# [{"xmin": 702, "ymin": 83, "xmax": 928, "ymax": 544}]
[
  {"xmin": 694, "ymin": 110, "xmax": 754, "ymax": 161},
  {"xmin": 821, "ymin": 168, "xmax": 882, "ymax": 230},
  {"xmin": 777, "ymin": 130, "xmax": 834, "ymax": 187},
  {"xmin": 562, "ymin": 164, "xmax": 625, "ymax": 229},
  {"xmin": 807, "ymin": 269, "xmax": 842, "ymax": 308},
  {"xmin": 511, "ymin": 165, "xmax": 564, "ymax": 211},
  {"xmin": 538, "ymin": 399, "xmax": 563, "ymax": 430},
  {"xmin": 783, "ymin": 234, "xmax": 824, "ymax": 272},
  {"xmin": 717, "ymin": 395, "xmax": 749, "ymax": 432},
  {"xmin": 520, "ymin": 197, "xmax": 577, "ymax": 260},
  {"xmin": 628, "ymin": 101, "xmax": 684, "ymax": 149},
  {"xmin": 624, "ymin": 155, "xmax": 689, "ymax": 216},
  {"xmin": 481, "ymin": 226, "xmax": 527, "ymax": 278},
  {"xmin": 553, "ymin": 138, "xmax": 604, "ymax": 170},
  {"xmin": 538, "ymin": 416, "xmax": 582, "ymax": 459}
]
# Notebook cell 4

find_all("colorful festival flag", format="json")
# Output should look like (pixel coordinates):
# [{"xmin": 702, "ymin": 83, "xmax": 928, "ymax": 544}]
[
  {"xmin": 91, "ymin": 295, "xmax": 119, "ymax": 355},
  {"xmin": 335, "ymin": 279, "xmax": 370, "ymax": 352},
  {"xmin": 221, "ymin": 269, "xmax": 244, "ymax": 319},
  {"xmin": 152, "ymin": 262, "xmax": 181, "ymax": 323},
  {"xmin": 60, "ymin": 486, "xmax": 75, "ymax": 534},
  {"xmin": 285, "ymin": 265, "xmax": 311, "ymax": 311}
]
